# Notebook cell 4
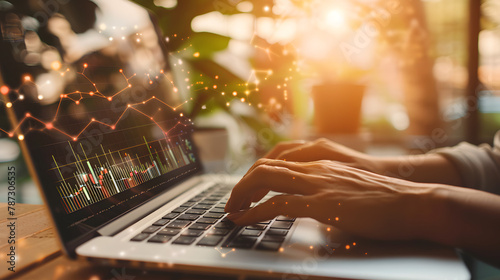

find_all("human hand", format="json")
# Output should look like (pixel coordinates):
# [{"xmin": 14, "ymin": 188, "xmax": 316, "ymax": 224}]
[
  {"xmin": 264, "ymin": 138, "xmax": 379, "ymax": 173},
  {"xmin": 225, "ymin": 158, "xmax": 439, "ymax": 241}
]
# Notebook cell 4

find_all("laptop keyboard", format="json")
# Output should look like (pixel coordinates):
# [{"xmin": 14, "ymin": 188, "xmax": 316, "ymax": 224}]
[{"xmin": 130, "ymin": 184, "xmax": 295, "ymax": 251}]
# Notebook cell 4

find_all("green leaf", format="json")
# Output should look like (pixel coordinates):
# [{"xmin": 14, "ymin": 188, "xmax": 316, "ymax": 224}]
[{"xmin": 180, "ymin": 32, "xmax": 230, "ymax": 58}]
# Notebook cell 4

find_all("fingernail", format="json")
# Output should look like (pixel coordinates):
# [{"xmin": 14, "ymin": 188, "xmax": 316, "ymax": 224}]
[{"xmin": 227, "ymin": 211, "xmax": 247, "ymax": 221}]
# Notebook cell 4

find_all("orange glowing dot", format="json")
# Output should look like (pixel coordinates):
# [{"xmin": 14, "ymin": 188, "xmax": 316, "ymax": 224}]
[
  {"xmin": 89, "ymin": 91, "xmax": 94, "ymax": 96},
  {"xmin": 8, "ymin": 133, "xmax": 13, "ymax": 137},
  {"xmin": 127, "ymin": 104, "xmax": 131, "ymax": 107},
  {"xmin": 279, "ymin": 248, "xmax": 284, "ymax": 252},
  {"xmin": 0, "ymin": 86, "xmax": 9, "ymax": 95},
  {"xmin": 215, "ymin": 75, "xmax": 219, "ymax": 79},
  {"xmin": 128, "ymin": 84, "xmax": 132, "ymax": 88},
  {"xmin": 76, "ymin": 101, "xmax": 80, "ymax": 105},
  {"xmin": 180, "ymin": 113, "xmax": 183, "ymax": 117},
  {"xmin": 111, "ymin": 126, "xmax": 115, "ymax": 130},
  {"xmin": 309, "ymin": 246, "xmax": 313, "ymax": 249},
  {"xmin": 83, "ymin": 63, "xmax": 88, "ymax": 68},
  {"xmin": 232, "ymin": 91, "xmax": 237, "ymax": 96},
  {"xmin": 365, "ymin": 252, "xmax": 368, "ymax": 255},
  {"xmin": 213, "ymin": 85, "xmax": 217, "ymax": 89},
  {"xmin": 119, "ymin": 69, "xmax": 123, "ymax": 73},
  {"xmin": 307, "ymin": 204, "xmax": 309, "ymax": 207},
  {"xmin": 91, "ymin": 118, "xmax": 95, "ymax": 121},
  {"xmin": 73, "ymin": 137, "xmax": 77, "ymax": 141},
  {"xmin": 353, "ymin": 242, "xmax": 356, "ymax": 246},
  {"xmin": 107, "ymin": 97, "xmax": 112, "ymax": 101},
  {"xmin": 24, "ymin": 75, "xmax": 31, "ymax": 81},
  {"xmin": 6, "ymin": 102, "xmax": 12, "ymax": 108},
  {"xmin": 240, "ymin": 98, "xmax": 245, "ymax": 102},
  {"xmin": 18, "ymin": 135, "xmax": 24, "ymax": 141},
  {"xmin": 25, "ymin": 113, "xmax": 31, "ymax": 117},
  {"xmin": 345, "ymin": 245, "xmax": 350, "ymax": 250},
  {"xmin": 327, "ymin": 228, "xmax": 331, "ymax": 232},
  {"xmin": 193, "ymin": 52, "xmax": 200, "ymax": 58},
  {"xmin": 46, "ymin": 123, "xmax": 53, "ymax": 129},
  {"xmin": 292, "ymin": 177, "xmax": 295, "ymax": 179},
  {"xmin": 335, "ymin": 217, "xmax": 339, "ymax": 221}
]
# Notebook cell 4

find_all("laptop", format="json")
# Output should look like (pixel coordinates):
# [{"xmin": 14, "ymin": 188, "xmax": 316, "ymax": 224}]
[{"xmin": 0, "ymin": 1, "xmax": 470, "ymax": 279}]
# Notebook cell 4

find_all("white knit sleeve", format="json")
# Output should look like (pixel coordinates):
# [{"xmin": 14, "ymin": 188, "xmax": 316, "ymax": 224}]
[{"xmin": 433, "ymin": 131, "xmax": 500, "ymax": 194}]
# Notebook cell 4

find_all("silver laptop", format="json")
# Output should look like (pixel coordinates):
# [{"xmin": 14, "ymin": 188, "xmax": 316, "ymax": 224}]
[{"xmin": 0, "ymin": 1, "xmax": 469, "ymax": 279}]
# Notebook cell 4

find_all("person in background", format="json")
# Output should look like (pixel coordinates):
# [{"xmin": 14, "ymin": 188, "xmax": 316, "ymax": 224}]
[{"xmin": 225, "ymin": 131, "xmax": 500, "ymax": 266}]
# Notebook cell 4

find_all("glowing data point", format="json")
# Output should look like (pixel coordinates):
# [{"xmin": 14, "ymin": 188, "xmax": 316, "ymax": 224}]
[
  {"xmin": 111, "ymin": 126, "xmax": 115, "ymax": 130},
  {"xmin": 91, "ymin": 118, "xmax": 95, "ymax": 121},
  {"xmin": 232, "ymin": 91, "xmax": 237, "ymax": 96},
  {"xmin": 127, "ymin": 104, "xmax": 131, "ymax": 107},
  {"xmin": 73, "ymin": 137, "xmax": 77, "ymax": 141},
  {"xmin": 25, "ymin": 113, "xmax": 31, "ymax": 117},
  {"xmin": 8, "ymin": 133, "xmax": 13, "ymax": 137},
  {"xmin": 18, "ymin": 95, "xmax": 24, "ymax": 100},
  {"xmin": 240, "ymin": 98, "xmax": 245, "ymax": 102},
  {"xmin": 193, "ymin": 52, "xmax": 200, "ymax": 58},
  {"xmin": 6, "ymin": 102, "xmax": 12, "ymax": 108},
  {"xmin": 89, "ymin": 91, "xmax": 94, "ymax": 96},
  {"xmin": 279, "ymin": 248, "xmax": 284, "ymax": 252},
  {"xmin": 180, "ymin": 113, "xmax": 183, "ymax": 117},
  {"xmin": 18, "ymin": 135, "xmax": 24, "ymax": 141},
  {"xmin": 46, "ymin": 123, "xmax": 53, "ymax": 129},
  {"xmin": 83, "ymin": 63, "xmax": 88, "ymax": 68},
  {"xmin": 0, "ymin": 85, "xmax": 9, "ymax": 95},
  {"xmin": 107, "ymin": 97, "xmax": 112, "ymax": 101},
  {"xmin": 76, "ymin": 101, "xmax": 80, "ymax": 105}
]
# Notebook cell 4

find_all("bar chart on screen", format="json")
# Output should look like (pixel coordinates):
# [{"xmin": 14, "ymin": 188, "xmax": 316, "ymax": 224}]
[{"xmin": 52, "ymin": 135, "xmax": 196, "ymax": 213}]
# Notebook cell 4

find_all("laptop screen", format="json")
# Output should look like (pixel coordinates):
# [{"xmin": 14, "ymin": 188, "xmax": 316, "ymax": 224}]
[{"xmin": 0, "ymin": 0, "xmax": 202, "ymax": 254}]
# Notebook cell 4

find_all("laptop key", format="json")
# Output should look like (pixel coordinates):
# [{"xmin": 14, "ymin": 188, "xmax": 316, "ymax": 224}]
[
  {"xmin": 189, "ymin": 223, "xmax": 212, "ymax": 230},
  {"xmin": 182, "ymin": 229, "xmax": 204, "ymax": 237},
  {"xmin": 192, "ymin": 204, "xmax": 212, "ymax": 210},
  {"xmin": 215, "ymin": 221, "xmax": 235, "ymax": 229},
  {"xmin": 148, "ymin": 235, "xmax": 172, "ymax": 243},
  {"xmin": 246, "ymin": 224, "xmax": 266, "ymax": 231},
  {"xmin": 165, "ymin": 220, "xmax": 191, "ymax": 229},
  {"xmin": 131, "ymin": 233, "xmax": 150, "ymax": 241},
  {"xmin": 186, "ymin": 209, "xmax": 206, "ymax": 215},
  {"xmin": 271, "ymin": 221, "xmax": 293, "ymax": 229},
  {"xmin": 262, "ymin": 235, "xmax": 285, "ymax": 242},
  {"xmin": 163, "ymin": 212, "xmax": 179, "ymax": 219},
  {"xmin": 214, "ymin": 203, "xmax": 226, "ymax": 209},
  {"xmin": 171, "ymin": 207, "xmax": 188, "ymax": 213},
  {"xmin": 207, "ymin": 228, "xmax": 229, "ymax": 236},
  {"xmin": 152, "ymin": 219, "xmax": 170, "ymax": 226},
  {"xmin": 158, "ymin": 228, "xmax": 181, "ymax": 236},
  {"xmin": 276, "ymin": 216, "xmax": 295, "ymax": 222},
  {"xmin": 266, "ymin": 229, "xmax": 288, "ymax": 236},
  {"xmin": 173, "ymin": 236, "xmax": 197, "ymax": 245},
  {"xmin": 227, "ymin": 236, "xmax": 257, "ymax": 249},
  {"xmin": 257, "ymin": 220, "xmax": 272, "ymax": 225},
  {"xmin": 203, "ymin": 213, "xmax": 225, "ymax": 219},
  {"xmin": 197, "ymin": 235, "xmax": 223, "ymax": 246},
  {"xmin": 177, "ymin": 214, "xmax": 200, "ymax": 221},
  {"xmin": 142, "ymin": 226, "xmax": 161, "ymax": 234},
  {"xmin": 256, "ymin": 241, "xmax": 282, "ymax": 251},
  {"xmin": 181, "ymin": 202, "xmax": 196, "ymax": 207},
  {"xmin": 240, "ymin": 229, "xmax": 263, "ymax": 237},
  {"xmin": 209, "ymin": 208, "xmax": 226, "ymax": 214},
  {"xmin": 197, "ymin": 218, "xmax": 218, "ymax": 224}
]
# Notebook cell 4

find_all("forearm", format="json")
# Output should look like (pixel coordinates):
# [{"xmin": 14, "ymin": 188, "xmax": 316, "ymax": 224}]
[
  {"xmin": 364, "ymin": 154, "xmax": 462, "ymax": 186},
  {"xmin": 422, "ymin": 185, "xmax": 500, "ymax": 266}
]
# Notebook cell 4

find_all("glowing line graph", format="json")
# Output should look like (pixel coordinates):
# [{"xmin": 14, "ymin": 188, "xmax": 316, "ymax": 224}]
[{"xmin": 0, "ymin": 65, "xmax": 193, "ymax": 141}]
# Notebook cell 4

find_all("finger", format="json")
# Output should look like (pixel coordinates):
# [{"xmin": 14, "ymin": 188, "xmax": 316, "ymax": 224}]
[
  {"xmin": 228, "ymin": 195, "xmax": 313, "ymax": 225},
  {"xmin": 225, "ymin": 164, "xmax": 322, "ymax": 212},
  {"xmin": 251, "ymin": 188, "xmax": 269, "ymax": 202},
  {"xmin": 276, "ymin": 143, "xmax": 325, "ymax": 162},
  {"xmin": 264, "ymin": 141, "xmax": 307, "ymax": 159},
  {"xmin": 244, "ymin": 158, "xmax": 314, "ymax": 179}
]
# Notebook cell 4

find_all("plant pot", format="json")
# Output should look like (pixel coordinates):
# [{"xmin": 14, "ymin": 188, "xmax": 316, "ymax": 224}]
[{"xmin": 311, "ymin": 83, "xmax": 365, "ymax": 134}]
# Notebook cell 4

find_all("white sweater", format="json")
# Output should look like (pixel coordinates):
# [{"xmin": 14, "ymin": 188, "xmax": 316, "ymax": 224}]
[{"xmin": 436, "ymin": 131, "xmax": 500, "ymax": 194}]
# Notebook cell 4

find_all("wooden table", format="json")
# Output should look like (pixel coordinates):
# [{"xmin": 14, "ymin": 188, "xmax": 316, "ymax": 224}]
[{"xmin": 0, "ymin": 203, "xmax": 240, "ymax": 280}]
